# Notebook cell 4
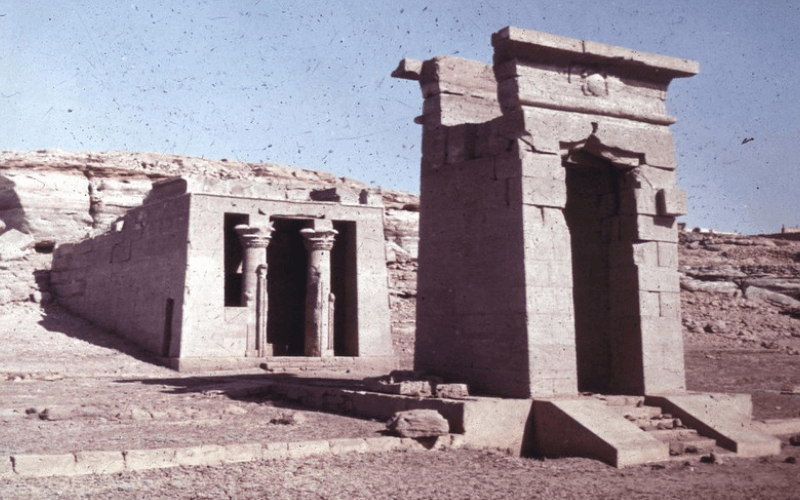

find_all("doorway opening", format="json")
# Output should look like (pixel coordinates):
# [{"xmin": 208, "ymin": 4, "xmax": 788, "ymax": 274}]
[
  {"xmin": 331, "ymin": 220, "xmax": 358, "ymax": 356},
  {"xmin": 267, "ymin": 218, "xmax": 308, "ymax": 356},
  {"xmin": 265, "ymin": 218, "xmax": 359, "ymax": 357},
  {"xmin": 563, "ymin": 152, "xmax": 623, "ymax": 394}
]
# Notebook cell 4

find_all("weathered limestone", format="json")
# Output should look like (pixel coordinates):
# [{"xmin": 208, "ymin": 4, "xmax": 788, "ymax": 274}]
[
  {"xmin": 387, "ymin": 409, "xmax": 450, "ymax": 438},
  {"xmin": 395, "ymin": 27, "xmax": 698, "ymax": 398},
  {"xmin": 50, "ymin": 176, "xmax": 395, "ymax": 371},
  {"xmin": 234, "ymin": 223, "xmax": 274, "ymax": 357},
  {"xmin": 301, "ymin": 220, "xmax": 338, "ymax": 357}
]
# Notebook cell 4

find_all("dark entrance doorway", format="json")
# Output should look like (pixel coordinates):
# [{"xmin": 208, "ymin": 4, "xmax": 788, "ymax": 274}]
[
  {"xmin": 267, "ymin": 218, "xmax": 308, "ymax": 355},
  {"xmin": 331, "ymin": 220, "xmax": 358, "ymax": 356},
  {"xmin": 563, "ymin": 152, "xmax": 623, "ymax": 394}
]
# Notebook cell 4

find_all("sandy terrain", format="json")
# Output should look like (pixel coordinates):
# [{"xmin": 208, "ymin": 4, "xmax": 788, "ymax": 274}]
[{"xmin": 1, "ymin": 299, "xmax": 800, "ymax": 499}]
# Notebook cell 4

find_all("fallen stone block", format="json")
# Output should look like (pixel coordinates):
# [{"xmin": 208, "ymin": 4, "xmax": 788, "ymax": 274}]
[
  {"xmin": 39, "ymin": 405, "xmax": 79, "ymax": 421},
  {"xmin": 680, "ymin": 278, "xmax": 739, "ymax": 296},
  {"xmin": 745, "ymin": 286, "xmax": 800, "ymax": 309},
  {"xmin": 74, "ymin": 451, "xmax": 125, "ymax": 475},
  {"xmin": 435, "ymin": 383, "xmax": 470, "ymax": 399},
  {"xmin": 364, "ymin": 378, "xmax": 432, "ymax": 397},
  {"xmin": 12, "ymin": 453, "xmax": 77, "ymax": 477},
  {"xmin": 387, "ymin": 409, "xmax": 450, "ymax": 438}
]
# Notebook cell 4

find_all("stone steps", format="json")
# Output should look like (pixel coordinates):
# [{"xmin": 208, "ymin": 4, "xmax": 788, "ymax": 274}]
[
  {"xmin": 607, "ymin": 404, "xmax": 662, "ymax": 420},
  {"xmin": 650, "ymin": 428, "xmax": 717, "ymax": 456},
  {"xmin": 606, "ymin": 401, "xmax": 720, "ymax": 459}
]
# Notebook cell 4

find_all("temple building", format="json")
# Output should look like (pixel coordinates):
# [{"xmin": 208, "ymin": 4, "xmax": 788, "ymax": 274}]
[{"xmin": 50, "ymin": 176, "xmax": 395, "ymax": 372}]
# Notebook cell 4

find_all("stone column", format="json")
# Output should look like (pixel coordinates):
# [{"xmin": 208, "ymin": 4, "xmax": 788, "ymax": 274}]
[
  {"xmin": 234, "ymin": 223, "xmax": 274, "ymax": 357},
  {"xmin": 255, "ymin": 264, "xmax": 269, "ymax": 357},
  {"xmin": 300, "ymin": 221, "xmax": 338, "ymax": 357}
]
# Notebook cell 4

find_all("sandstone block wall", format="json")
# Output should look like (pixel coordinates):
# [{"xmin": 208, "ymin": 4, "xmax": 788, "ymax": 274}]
[
  {"xmin": 396, "ymin": 27, "xmax": 698, "ymax": 397},
  {"xmin": 1, "ymin": 150, "xmax": 418, "ymax": 367},
  {"xmin": 50, "ymin": 196, "xmax": 190, "ymax": 356},
  {"xmin": 180, "ymin": 192, "xmax": 393, "ymax": 359},
  {"xmin": 50, "ymin": 177, "xmax": 395, "ymax": 365}
]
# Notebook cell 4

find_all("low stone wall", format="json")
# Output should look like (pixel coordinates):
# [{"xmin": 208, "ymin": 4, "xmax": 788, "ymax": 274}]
[{"xmin": 3, "ymin": 436, "xmax": 461, "ymax": 479}]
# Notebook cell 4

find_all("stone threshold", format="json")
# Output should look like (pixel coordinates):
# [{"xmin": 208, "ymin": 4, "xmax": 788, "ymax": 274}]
[{"xmin": 2, "ymin": 435, "xmax": 464, "ymax": 479}]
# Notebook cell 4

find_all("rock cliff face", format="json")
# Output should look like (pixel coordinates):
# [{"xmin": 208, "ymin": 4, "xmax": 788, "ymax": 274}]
[
  {"xmin": 679, "ymin": 231, "xmax": 800, "ymax": 353},
  {"xmin": 0, "ymin": 149, "xmax": 419, "ymax": 365}
]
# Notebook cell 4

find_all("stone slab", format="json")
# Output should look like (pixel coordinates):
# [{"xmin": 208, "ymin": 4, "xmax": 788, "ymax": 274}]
[
  {"xmin": 174, "ymin": 444, "xmax": 226, "ymax": 467},
  {"xmin": 12, "ymin": 453, "xmax": 77, "ymax": 477},
  {"xmin": 287, "ymin": 440, "xmax": 331, "ymax": 459},
  {"xmin": 531, "ymin": 398, "xmax": 669, "ymax": 468},
  {"xmin": 262, "ymin": 442, "xmax": 290, "ymax": 460},
  {"xmin": 752, "ymin": 418, "xmax": 800, "ymax": 436},
  {"xmin": 329, "ymin": 438, "xmax": 370, "ymax": 455},
  {"xmin": 460, "ymin": 398, "xmax": 533, "ymax": 455},
  {"xmin": 124, "ymin": 448, "xmax": 178, "ymax": 471},
  {"xmin": 223, "ymin": 443, "xmax": 263, "ymax": 464},
  {"xmin": 363, "ymin": 436, "xmax": 405, "ymax": 452},
  {"xmin": 74, "ymin": 450, "xmax": 125, "ymax": 475},
  {"xmin": 492, "ymin": 26, "xmax": 699, "ymax": 77}
]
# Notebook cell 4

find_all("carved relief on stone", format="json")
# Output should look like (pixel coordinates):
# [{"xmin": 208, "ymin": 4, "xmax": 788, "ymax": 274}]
[
  {"xmin": 234, "ymin": 223, "xmax": 274, "ymax": 249},
  {"xmin": 234, "ymin": 223, "xmax": 274, "ymax": 357},
  {"xmin": 568, "ymin": 65, "xmax": 609, "ymax": 97},
  {"xmin": 300, "ymin": 227, "xmax": 337, "ymax": 252}
]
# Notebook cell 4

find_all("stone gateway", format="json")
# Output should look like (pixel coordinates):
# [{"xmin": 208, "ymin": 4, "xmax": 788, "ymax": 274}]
[{"xmin": 394, "ymin": 27, "xmax": 698, "ymax": 398}]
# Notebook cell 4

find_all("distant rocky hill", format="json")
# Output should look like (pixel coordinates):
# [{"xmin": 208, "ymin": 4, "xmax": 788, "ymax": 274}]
[
  {"xmin": 679, "ymin": 231, "xmax": 800, "ymax": 354},
  {"xmin": 0, "ymin": 149, "xmax": 420, "ymax": 365}
]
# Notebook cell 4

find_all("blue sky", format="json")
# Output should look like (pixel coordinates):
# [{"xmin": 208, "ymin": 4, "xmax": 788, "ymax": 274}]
[{"xmin": 2, "ymin": 0, "xmax": 798, "ymax": 234}]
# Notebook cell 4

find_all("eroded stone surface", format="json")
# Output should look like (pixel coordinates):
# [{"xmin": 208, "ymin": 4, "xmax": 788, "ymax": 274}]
[
  {"xmin": 396, "ymin": 27, "xmax": 697, "ymax": 398},
  {"xmin": 387, "ymin": 409, "xmax": 450, "ymax": 438}
]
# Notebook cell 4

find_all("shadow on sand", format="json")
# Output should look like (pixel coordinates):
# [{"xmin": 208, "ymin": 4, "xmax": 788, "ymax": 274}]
[{"xmin": 37, "ymin": 302, "xmax": 168, "ymax": 368}]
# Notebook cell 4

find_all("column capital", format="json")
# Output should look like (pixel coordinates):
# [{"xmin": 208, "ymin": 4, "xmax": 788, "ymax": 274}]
[
  {"xmin": 235, "ymin": 223, "xmax": 274, "ymax": 248},
  {"xmin": 300, "ymin": 227, "xmax": 338, "ymax": 252}
]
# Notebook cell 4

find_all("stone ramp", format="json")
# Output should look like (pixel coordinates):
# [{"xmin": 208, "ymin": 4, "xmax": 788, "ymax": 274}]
[
  {"xmin": 528, "ymin": 393, "xmax": 781, "ymax": 467},
  {"xmin": 530, "ymin": 398, "xmax": 669, "ymax": 468},
  {"xmin": 646, "ymin": 394, "xmax": 782, "ymax": 457}
]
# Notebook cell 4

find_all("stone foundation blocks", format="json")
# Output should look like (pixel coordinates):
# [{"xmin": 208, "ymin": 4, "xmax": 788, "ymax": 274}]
[
  {"xmin": 11, "ymin": 453, "xmax": 77, "ymax": 477},
  {"xmin": 74, "ymin": 451, "xmax": 126, "ymax": 475}
]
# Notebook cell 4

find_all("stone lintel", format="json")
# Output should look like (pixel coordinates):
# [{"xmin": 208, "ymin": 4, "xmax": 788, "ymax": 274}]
[{"xmin": 492, "ymin": 26, "xmax": 699, "ymax": 80}]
